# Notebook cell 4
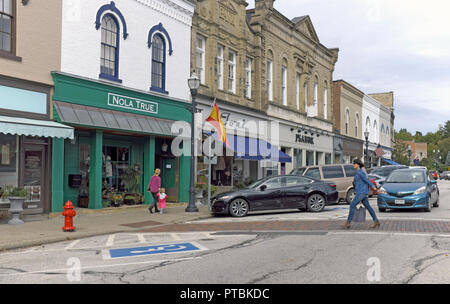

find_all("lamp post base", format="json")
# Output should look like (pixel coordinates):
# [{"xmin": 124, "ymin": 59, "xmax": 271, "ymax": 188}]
[{"xmin": 185, "ymin": 206, "xmax": 199, "ymax": 212}]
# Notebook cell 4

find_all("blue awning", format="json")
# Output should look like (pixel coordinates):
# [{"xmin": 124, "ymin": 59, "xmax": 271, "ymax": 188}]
[
  {"xmin": 207, "ymin": 132, "xmax": 292, "ymax": 163},
  {"xmin": 382, "ymin": 158, "xmax": 400, "ymax": 165}
]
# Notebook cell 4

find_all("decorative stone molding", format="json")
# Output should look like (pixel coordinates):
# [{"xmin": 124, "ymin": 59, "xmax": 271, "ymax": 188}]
[{"xmin": 134, "ymin": 0, "xmax": 194, "ymax": 26}]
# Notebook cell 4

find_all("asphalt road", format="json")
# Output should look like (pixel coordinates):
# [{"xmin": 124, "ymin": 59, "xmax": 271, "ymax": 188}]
[{"xmin": 0, "ymin": 180, "xmax": 448, "ymax": 284}]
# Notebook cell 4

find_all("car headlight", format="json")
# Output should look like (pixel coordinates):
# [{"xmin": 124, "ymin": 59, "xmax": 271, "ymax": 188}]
[
  {"xmin": 413, "ymin": 186, "xmax": 426, "ymax": 195},
  {"xmin": 379, "ymin": 187, "xmax": 387, "ymax": 195},
  {"xmin": 218, "ymin": 195, "xmax": 233, "ymax": 200}
]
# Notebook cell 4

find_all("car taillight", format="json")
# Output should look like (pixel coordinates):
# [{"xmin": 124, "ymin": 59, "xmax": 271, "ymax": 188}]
[{"xmin": 328, "ymin": 183, "xmax": 336, "ymax": 189}]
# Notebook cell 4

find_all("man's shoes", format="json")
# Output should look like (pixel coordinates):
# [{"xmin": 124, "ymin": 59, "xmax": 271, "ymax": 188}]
[
  {"xmin": 341, "ymin": 221, "xmax": 351, "ymax": 229},
  {"xmin": 370, "ymin": 221, "xmax": 380, "ymax": 229}
]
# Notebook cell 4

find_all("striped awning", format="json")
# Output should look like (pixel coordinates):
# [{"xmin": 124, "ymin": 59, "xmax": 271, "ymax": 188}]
[
  {"xmin": 0, "ymin": 115, "xmax": 74, "ymax": 139},
  {"xmin": 54, "ymin": 101, "xmax": 179, "ymax": 137}
]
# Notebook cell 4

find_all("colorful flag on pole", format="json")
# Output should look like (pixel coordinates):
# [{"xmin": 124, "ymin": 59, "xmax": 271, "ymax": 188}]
[
  {"xmin": 206, "ymin": 100, "xmax": 229, "ymax": 147},
  {"xmin": 374, "ymin": 144, "xmax": 385, "ymax": 158}
]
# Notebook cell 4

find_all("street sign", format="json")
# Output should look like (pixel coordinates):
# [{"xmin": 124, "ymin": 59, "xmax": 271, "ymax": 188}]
[{"xmin": 105, "ymin": 242, "xmax": 205, "ymax": 259}]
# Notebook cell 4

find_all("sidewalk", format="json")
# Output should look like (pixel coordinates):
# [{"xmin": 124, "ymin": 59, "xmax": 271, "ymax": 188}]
[{"xmin": 0, "ymin": 203, "xmax": 211, "ymax": 251}]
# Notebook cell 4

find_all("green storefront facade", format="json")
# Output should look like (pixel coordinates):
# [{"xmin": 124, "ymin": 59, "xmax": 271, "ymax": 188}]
[{"xmin": 51, "ymin": 72, "xmax": 191, "ymax": 213}]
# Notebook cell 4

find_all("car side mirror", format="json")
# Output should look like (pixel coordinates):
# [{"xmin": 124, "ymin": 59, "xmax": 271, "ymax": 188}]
[{"xmin": 260, "ymin": 185, "xmax": 267, "ymax": 191}]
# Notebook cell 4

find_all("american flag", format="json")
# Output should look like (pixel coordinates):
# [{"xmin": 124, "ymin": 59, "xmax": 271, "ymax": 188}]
[{"xmin": 374, "ymin": 144, "xmax": 385, "ymax": 157}]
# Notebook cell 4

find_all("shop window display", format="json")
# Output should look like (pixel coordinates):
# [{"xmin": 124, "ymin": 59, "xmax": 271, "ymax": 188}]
[{"xmin": 0, "ymin": 135, "xmax": 18, "ymax": 187}]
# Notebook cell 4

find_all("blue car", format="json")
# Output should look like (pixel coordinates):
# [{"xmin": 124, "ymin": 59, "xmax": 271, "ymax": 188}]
[{"xmin": 377, "ymin": 168, "xmax": 440, "ymax": 212}]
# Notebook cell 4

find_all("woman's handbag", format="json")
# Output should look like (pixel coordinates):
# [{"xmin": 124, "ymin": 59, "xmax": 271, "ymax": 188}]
[{"xmin": 353, "ymin": 203, "xmax": 367, "ymax": 222}]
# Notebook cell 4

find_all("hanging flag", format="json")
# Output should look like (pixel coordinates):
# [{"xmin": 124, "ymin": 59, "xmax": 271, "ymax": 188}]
[
  {"xmin": 374, "ymin": 144, "xmax": 385, "ymax": 158},
  {"xmin": 206, "ymin": 100, "xmax": 230, "ymax": 147}
]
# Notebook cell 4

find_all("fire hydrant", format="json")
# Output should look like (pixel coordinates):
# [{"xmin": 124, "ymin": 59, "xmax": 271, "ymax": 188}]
[{"xmin": 62, "ymin": 201, "xmax": 76, "ymax": 232}]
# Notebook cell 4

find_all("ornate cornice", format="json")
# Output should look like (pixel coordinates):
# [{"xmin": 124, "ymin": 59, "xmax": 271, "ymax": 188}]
[{"xmin": 134, "ymin": 0, "xmax": 195, "ymax": 26}]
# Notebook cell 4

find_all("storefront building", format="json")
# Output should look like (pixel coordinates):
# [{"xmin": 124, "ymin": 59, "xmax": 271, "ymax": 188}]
[
  {"xmin": 51, "ymin": 73, "xmax": 191, "ymax": 212},
  {"xmin": 0, "ymin": 0, "xmax": 74, "ymax": 215},
  {"xmin": 51, "ymin": 0, "xmax": 196, "ymax": 212},
  {"xmin": 279, "ymin": 122, "xmax": 334, "ymax": 172}
]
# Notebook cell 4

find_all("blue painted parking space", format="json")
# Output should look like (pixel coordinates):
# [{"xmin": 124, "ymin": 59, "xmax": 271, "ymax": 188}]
[{"xmin": 107, "ymin": 242, "xmax": 203, "ymax": 259}]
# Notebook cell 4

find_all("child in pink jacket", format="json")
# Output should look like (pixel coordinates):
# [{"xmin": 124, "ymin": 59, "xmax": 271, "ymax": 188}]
[{"xmin": 157, "ymin": 188, "xmax": 167, "ymax": 214}]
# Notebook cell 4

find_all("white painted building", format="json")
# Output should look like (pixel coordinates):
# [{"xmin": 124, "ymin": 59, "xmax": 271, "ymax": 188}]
[
  {"xmin": 362, "ymin": 94, "xmax": 381, "ymax": 166},
  {"xmin": 61, "ymin": 0, "xmax": 195, "ymax": 101},
  {"xmin": 379, "ymin": 103, "xmax": 393, "ymax": 159}
]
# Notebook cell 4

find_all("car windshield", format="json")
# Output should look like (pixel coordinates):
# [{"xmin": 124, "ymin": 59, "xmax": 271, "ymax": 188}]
[{"xmin": 386, "ymin": 170, "xmax": 425, "ymax": 183}]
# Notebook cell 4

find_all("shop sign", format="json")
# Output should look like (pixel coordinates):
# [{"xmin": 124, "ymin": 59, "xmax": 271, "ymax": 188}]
[
  {"xmin": 107, "ymin": 93, "xmax": 158, "ymax": 115},
  {"xmin": 295, "ymin": 134, "xmax": 315, "ymax": 145}
]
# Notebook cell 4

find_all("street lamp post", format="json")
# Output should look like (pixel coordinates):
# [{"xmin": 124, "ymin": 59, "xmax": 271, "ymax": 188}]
[
  {"xmin": 186, "ymin": 73, "xmax": 200, "ymax": 213},
  {"xmin": 364, "ymin": 130, "xmax": 370, "ymax": 167}
]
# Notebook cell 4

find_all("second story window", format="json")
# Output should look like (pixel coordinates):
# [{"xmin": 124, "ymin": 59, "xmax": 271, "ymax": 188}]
[
  {"xmin": 0, "ymin": 0, "xmax": 13, "ymax": 53},
  {"xmin": 228, "ymin": 50, "xmax": 236, "ymax": 94},
  {"xmin": 296, "ymin": 74, "xmax": 300, "ymax": 110},
  {"xmin": 345, "ymin": 109, "xmax": 350, "ymax": 135},
  {"xmin": 244, "ymin": 58, "xmax": 252, "ymax": 99},
  {"xmin": 304, "ymin": 82, "xmax": 308, "ymax": 111},
  {"xmin": 151, "ymin": 34, "xmax": 166, "ymax": 93},
  {"xmin": 267, "ymin": 60, "xmax": 273, "ymax": 101},
  {"xmin": 323, "ymin": 85, "xmax": 328, "ymax": 120},
  {"xmin": 196, "ymin": 35, "xmax": 206, "ymax": 84},
  {"xmin": 281, "ymin": 66, "xmax": 287, "ymax": 106},
  {"xmin": 216, "ymin": 45, "xmax": 224, "ymax": 90},
  {"xmin": 100, "ymin": 14, "xmax": 120, "ymax": 81}
]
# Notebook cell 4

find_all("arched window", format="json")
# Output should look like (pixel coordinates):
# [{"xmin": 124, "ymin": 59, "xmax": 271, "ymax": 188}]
[
  {"xmin": 355, "ymin": 113, "xmax": 359, "ymax": 137},
  {"xmin": 304, "ymin": 81, "xmax": 308, "ymax": 112},
  {"xmin": 313, "ymin": 76, "xmax": 318, "ymax": 106},
  {"xmin": 100, "ymin": 14, "xmax": 120, "ymax": 81},
  {"xmin": 345, "ymin": 108, "xmax": 350, "ymax": 135},
  {"xmin": 381, "ymin": 124, "xmax": 385, "ymax": 144},
  {"xmin": 151, "ymin": 34, "xmax": 166, "ymax": 93},
  {"xmin": 323, "ymin": 81, "xmax": 328, "ymax": 120},
  {"xmin": 373, "ymin": 120, "xmax": 378, "ymax": 143},
  {"xmin": 281, "ymin": 58, "xmax": 288, "ymax": 106}
]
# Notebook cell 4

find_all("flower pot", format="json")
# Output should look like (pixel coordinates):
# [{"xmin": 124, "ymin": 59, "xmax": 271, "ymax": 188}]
[
  {"xmin": 195, "ymin": 191, "xmax": 204, "ymax": 205},
  {"xmin": 7, "ymin": 197, "xmax": 25, "ymax": 225}
]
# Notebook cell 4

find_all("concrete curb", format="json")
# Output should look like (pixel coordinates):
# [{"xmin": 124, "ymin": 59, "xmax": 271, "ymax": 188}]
[{"xmin": 0, "ymin": 210, "xmax": 212, "ymax": 252}]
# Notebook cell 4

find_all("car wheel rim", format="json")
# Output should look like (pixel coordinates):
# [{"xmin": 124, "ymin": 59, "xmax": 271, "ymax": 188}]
[
  {"xmin": 349, "ymin": 191, "xmax": 355, "ymax": 201},
  {"xmin": 309, "ymin": 195, "xmax": 325, "ymax": 211},
  {"xmin": 230, "ymin": 200, "xmax": 248, "ymax": 217}
]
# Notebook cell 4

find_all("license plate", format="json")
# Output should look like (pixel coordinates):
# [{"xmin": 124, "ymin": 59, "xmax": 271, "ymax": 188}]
[{"xmin": 395, "ymin": 200, "xmax": 406, "ymax": 205}]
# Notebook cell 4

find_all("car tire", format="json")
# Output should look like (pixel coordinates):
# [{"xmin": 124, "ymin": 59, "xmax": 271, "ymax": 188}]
[
  {"xmin": 346, "ymin": 189, "xmax": 356, "ymax": 204},
  {"xmin": 229, "ymin": 198, "xmax": 249, "ymax": 217},
  {"xmin": 424, "ymin": 197, "xmax": 432, "ymax": 212},
  {"xmin": 307, "ymin": 194, "xmax": 326, "ymax": 213}
]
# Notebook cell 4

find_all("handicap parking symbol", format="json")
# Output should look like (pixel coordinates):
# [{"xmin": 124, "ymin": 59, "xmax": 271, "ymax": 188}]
[{"xmin": 106, "ymin": 242, "xmax": 205, "ymax": 259}]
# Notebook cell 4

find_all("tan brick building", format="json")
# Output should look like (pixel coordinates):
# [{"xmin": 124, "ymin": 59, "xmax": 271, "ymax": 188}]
[
  {"xmin": 0, "ymin": 0, "xmax": 73, "ymax": 215},
  {"xmin": 332, "ymin": 80, "xmax": 364, "ymax": 163},
  {"xmin": 191, "ymin": 0, "xmax": 339, "ymax": 183}
]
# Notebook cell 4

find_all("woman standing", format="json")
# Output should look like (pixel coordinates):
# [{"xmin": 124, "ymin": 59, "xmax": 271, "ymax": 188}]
[
  {"xmin": 148, "ymin": 168, "xmax": 161, "ymax": 213},
  {"xmin": 342, "ymin": 159, "xmax": 380, "ymax": 229}
]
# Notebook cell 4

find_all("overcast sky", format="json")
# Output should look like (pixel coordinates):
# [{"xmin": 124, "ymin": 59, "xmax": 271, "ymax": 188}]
[{"xmin": 247, "ymin": 0, "xmax": 450, "ymax": 134}]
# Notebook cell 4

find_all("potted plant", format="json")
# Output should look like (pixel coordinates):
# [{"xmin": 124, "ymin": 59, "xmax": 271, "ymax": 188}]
[
  {"xmin": 195, "ymin": 183, "xmax": 206, "ymax": 205},
  {"xmin": 108, "ymin": 192, "xmax": 124, "ymax": 207},
  {"xmin": 1, "ymin": 185, "xmax": 28, "ymax": 225},
  {"xmin": 122, "ymin": 164, "xmax": 143, "ymax": 205}
]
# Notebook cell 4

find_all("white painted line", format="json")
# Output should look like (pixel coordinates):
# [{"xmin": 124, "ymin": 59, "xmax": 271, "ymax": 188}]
[
  {"xmin": 0, "ymin": 257, "xmax": 202, "ymax": 278},
  {"xmin": 137, "ymin": 234, "xmax": 146, "ymax": 244},
  {"xmin": 329, "ymin": 231, "xmax": 450, "ymax": 238},
  {"xmin": 65, "ymin": 240, "xmax": 80, "ymax": 250},
  {"xmin": 171, "ymin": 233, "xmax": 181, "ymax": 241},
  {"xmin": 106, "ymin": 234, "xmax": 116, "ymax": 247}
]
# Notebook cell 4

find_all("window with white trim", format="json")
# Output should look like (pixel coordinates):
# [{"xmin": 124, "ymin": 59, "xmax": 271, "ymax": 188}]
[
  {"xmin": 244, "ymin": 57, "xmax": 252, "ymax": 99},
  {"xmin": 323, "ymin": 86, "xmax": 328, "ymax": 119},
  {"xmin": 281, "ymin": 66, "xmax": 287, "ymax": 106},
  {"xmin": 267, "ymin": 60, "xmax": 273, "ymax": 101},
  {"xmin": 296, "ymin": 74, "xmax": 300, "ymax": 110},
  {"xmin": 216, "ymin": 45, "xmax": 224, "ymax": 90},
  {"xmin": 228, "ymin": 50, "xmax": 236, "ymax": 93},
  {"xmin": 196, "ymin": 35, "xmax": 206, "ymax": 84},
  {"xmin": 0, "ymin": 0, "xmax": 13, "ymax": 53},
  {"xmin": 304, "ymin": 82, "xmax": 308, "ymax": 111},
  {"xmin": 355, "ymin": 113, "xmax": 360, "ymax": 137},
  {"xmin": 345, "ymin": 109, "xmax": 350, "ymax": 135}
]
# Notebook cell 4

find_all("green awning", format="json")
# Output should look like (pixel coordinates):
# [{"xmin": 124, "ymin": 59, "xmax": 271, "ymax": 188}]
[{"xmin": 0, "ymin": 115, "xmax": 74, "ymax": 139}]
